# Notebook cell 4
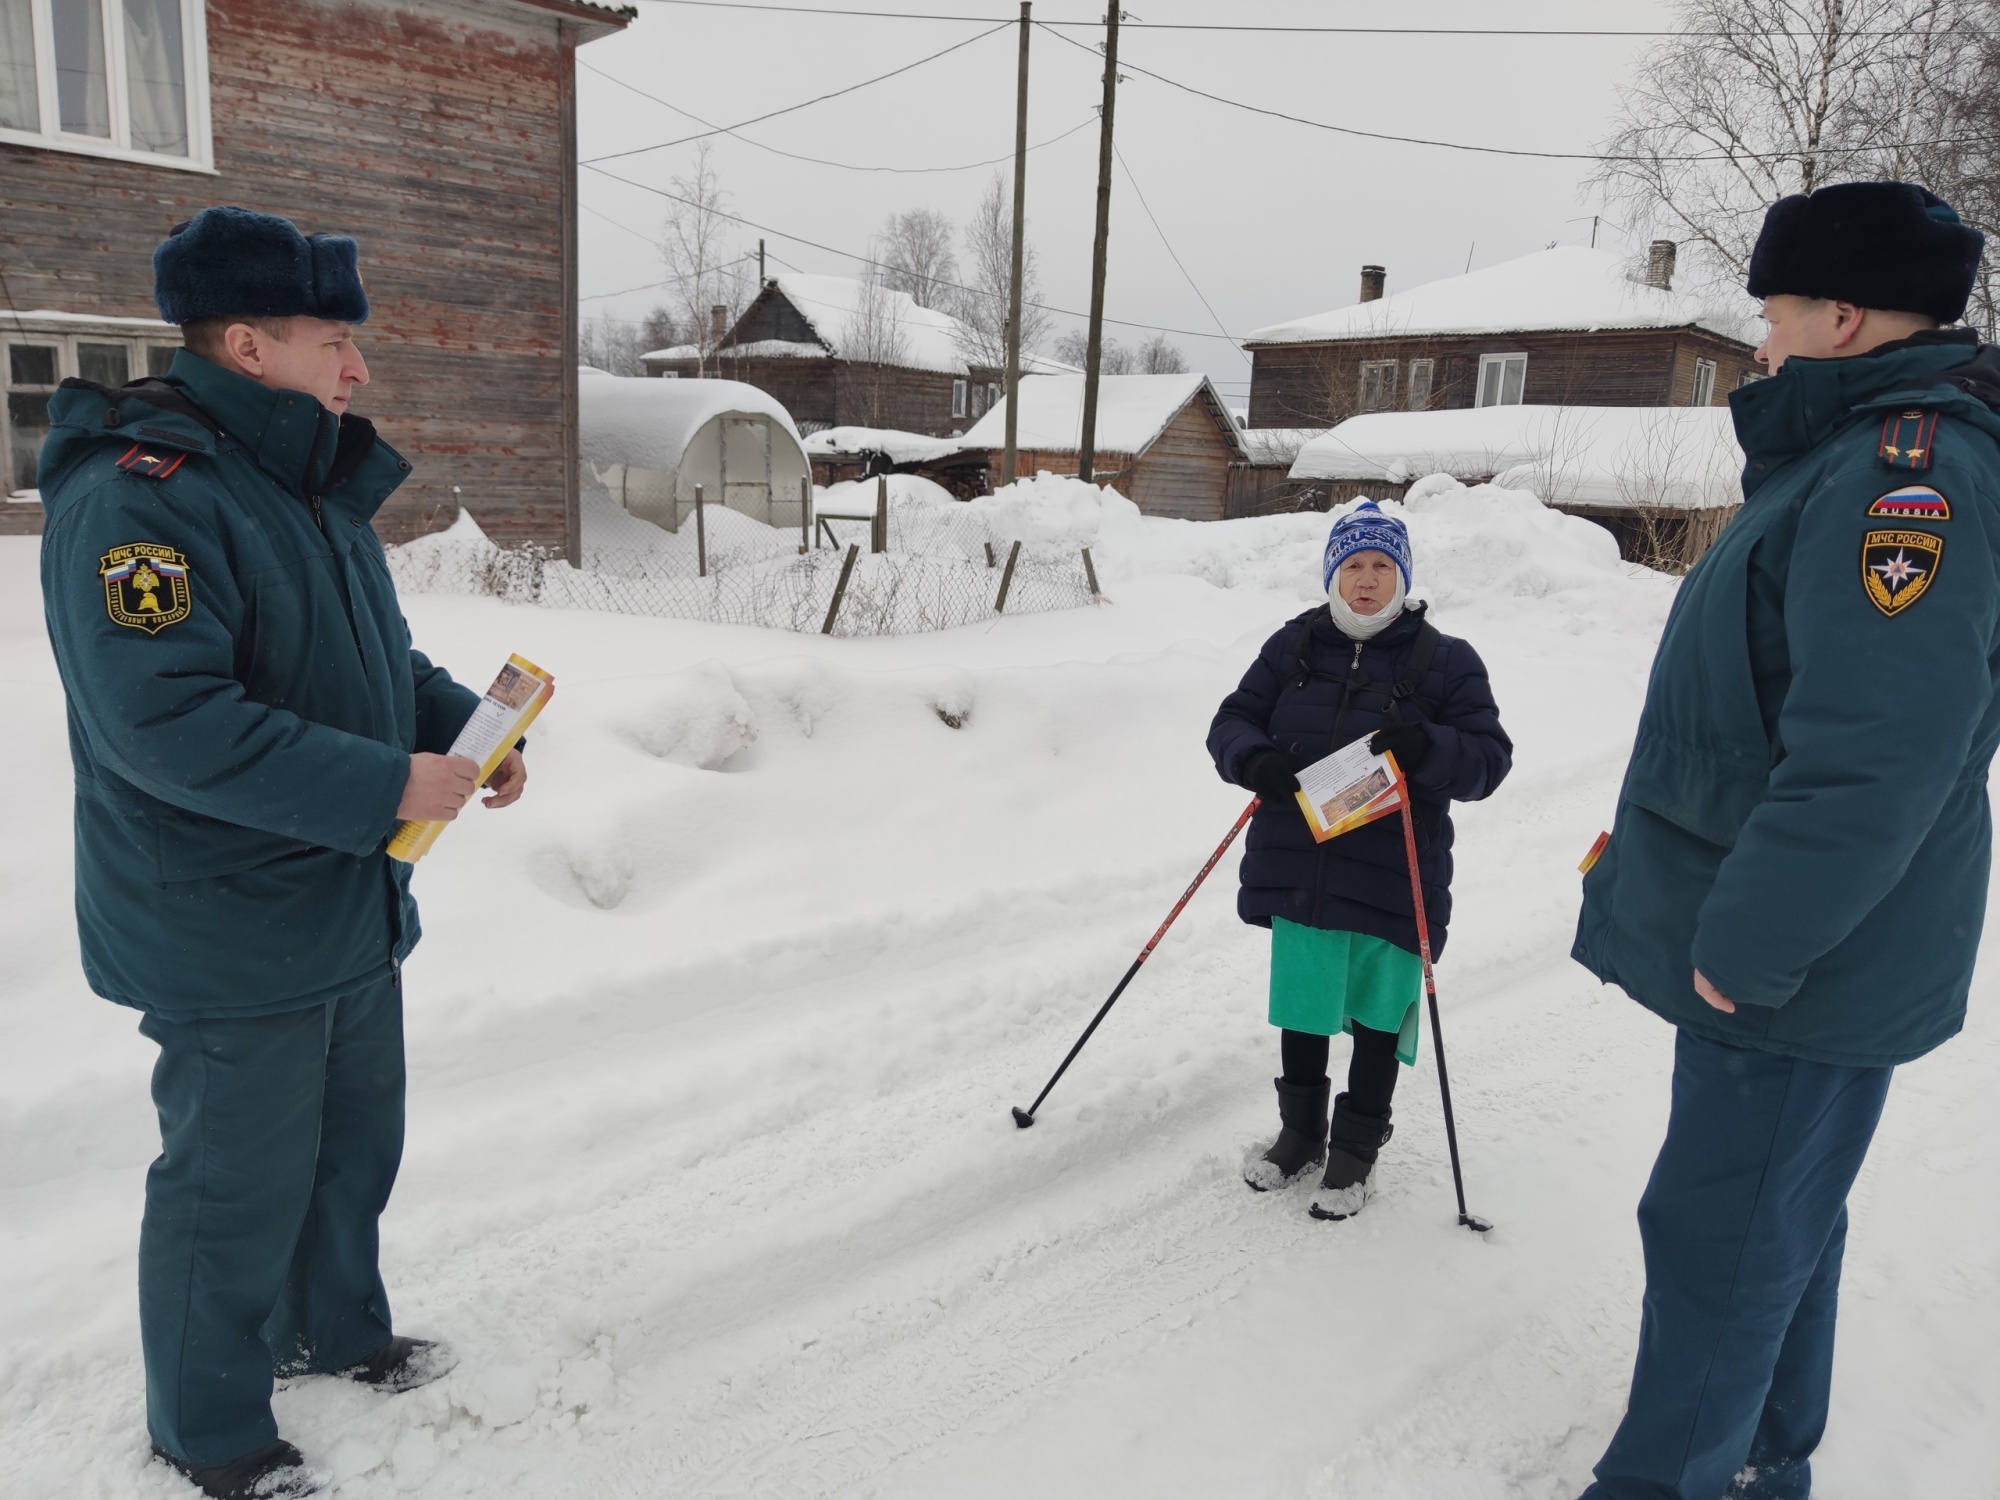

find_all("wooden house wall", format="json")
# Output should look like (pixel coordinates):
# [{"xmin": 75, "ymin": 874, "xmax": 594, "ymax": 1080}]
[
  {"xmin": 1245, "ymin": 327, "xmax": 1759, "ymax": 428},
  {"xmin": 0, "ymin": 0, "xmax": 588, "ymax": 548},
  {"xmin": 1129, "ymin": 402, "xmax": 1233, "ymax": 521}
]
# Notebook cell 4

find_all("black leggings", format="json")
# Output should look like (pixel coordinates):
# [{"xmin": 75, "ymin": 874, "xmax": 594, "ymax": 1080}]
[{"xmin": 1281, "ymin": 1024, "xmax": 1400, "ymax": 1117}]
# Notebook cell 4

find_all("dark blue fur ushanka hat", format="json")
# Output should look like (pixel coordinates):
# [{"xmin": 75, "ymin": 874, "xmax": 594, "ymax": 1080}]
[
  {"xmin": 152, "ymin": 205, "xmax": 370, "ymax": 325},
  {"xmin": 1747, "ymin": 181, "xmax": 1984, "ymax": 324}
]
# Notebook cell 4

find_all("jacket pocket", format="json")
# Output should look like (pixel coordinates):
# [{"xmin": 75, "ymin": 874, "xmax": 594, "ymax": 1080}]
[{"xmin": 150, "ymin": 806, "xmax": 319, "ymax": 883}]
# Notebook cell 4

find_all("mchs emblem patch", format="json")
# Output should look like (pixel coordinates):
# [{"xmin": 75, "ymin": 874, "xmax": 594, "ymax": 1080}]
[
  {"xmin": 100, "ymin": 543, "xmax": 191, "ymax": 633},
  {"xmin": 1862, "ymin": 530, "xmax": 1943, "ymax": 618}
]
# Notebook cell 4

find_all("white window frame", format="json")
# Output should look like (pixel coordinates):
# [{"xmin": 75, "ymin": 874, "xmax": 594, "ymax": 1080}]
[
  {"xmin": 0, "ymin": 0, "xmax": 215, "ymax": 172},
  {"xmin": 1356, "ymin": 358, "xmax": 1396, "ymax": 413},
  {"xmin": 1405, "ymin": 358, "xmax": 1435, "ymax": 411},
  {"xmin": 1476, "ymin": 352, "xmax": 1528, "ymax": 408},
  {"xmin": 2, "ymin": 316, "xmax": 179, "ymax": 495},
  {"xmin": 1691, "ymin": 357, "xmax": 1718, "ymax": 407},
  {"xmin": 951, "ymin": 377, "xmax": 968, "ymax": 419}
]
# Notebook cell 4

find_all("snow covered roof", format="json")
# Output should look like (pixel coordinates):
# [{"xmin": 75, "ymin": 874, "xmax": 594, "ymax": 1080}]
[
  {"xmin": 761, "ymin": 274, "xmax": 971, "ymax": 374},
  {"xmin": 802, "ymin": 426, "xmax": 964, "ymax": 465},
  {"xmin": 638, "ymin": 345, "xmax": 703, "ymax": 363},
  {"xmin": 1290, "ymin": 405, "xmax": 1743, "ymax": 511},
  {"xmin": 578, "ymin": 366, "xmax": 805, "ymax": 472},
  {"xmin": 954, "ymin": 373, "xmax": 1248, "ymax": 459},
  {"xmin": 1245, "ymin": 248, "xmax": 1761, "ymax": 347}
]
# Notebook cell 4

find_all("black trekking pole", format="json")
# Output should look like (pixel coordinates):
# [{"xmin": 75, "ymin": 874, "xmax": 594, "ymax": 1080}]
[
  {"xmin": 1012, "ymin": 798, "xmax": 1259, "ymax": 1128},
  {"xmin": 1396, "ymin": 793, "xmax": 1492, "ymax": 1233}
]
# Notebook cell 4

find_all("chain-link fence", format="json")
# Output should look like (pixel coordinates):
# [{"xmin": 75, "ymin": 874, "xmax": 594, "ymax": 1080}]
[{"xmin": 386, "ymin": 490, "xmax": 1098, "ymax": 638}]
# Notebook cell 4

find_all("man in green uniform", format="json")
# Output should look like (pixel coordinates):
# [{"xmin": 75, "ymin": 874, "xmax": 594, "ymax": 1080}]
[
  {"xmin": 1574, "ymin": 182, "xmax": 1992, "ymax": 1499},
  {"xmin": 37, "ymin": 206, "xmax": 530, "ymax": 1499}
]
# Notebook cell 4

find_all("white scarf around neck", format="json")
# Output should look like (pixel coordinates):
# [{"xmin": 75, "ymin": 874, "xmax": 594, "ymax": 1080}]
[{"xmin": 1327, "ymin": 574, "xmax": 1407, "ymax": 640}]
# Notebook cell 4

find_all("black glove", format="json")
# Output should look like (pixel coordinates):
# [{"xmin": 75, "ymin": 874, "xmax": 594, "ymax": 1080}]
[
  {"xmin": 1368, "ymin": 722, "xmax": 1431, "ymax": 773},
  {"xmin": 1242, "ymin": 749, "xmax": 1300, "ymax": 801}
]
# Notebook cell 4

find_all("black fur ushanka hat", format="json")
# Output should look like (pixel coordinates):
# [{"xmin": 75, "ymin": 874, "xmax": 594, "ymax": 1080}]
[
  {"xmin": 1747, "ymin": 181, "xmax": 1983, "ymax": 324},
  {"xmin": 152, "ymin": 205, "xmax": 370, "ymax": 326}
]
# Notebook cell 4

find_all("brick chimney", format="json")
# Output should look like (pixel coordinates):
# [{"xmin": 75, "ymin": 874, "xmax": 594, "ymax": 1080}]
[
  {"xmin": 1360, "ymin": 264, "xmax": 1386, "ymax": 303},
  {"xmin": 710, "ymin": 304, "xmax": 729, "ymax": 341},
  {"xmin": 1646, "ymin": 240, "xmax": 1677, "ymax": 290}
]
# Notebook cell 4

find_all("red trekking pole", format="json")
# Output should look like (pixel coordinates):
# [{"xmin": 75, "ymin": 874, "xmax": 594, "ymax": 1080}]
[
  {"xmin": 1012, "ymin": 799, "xmax": 1259, "ymax": 1128},
  {"xmin": 1398, "ymin": 791, "xmax": 1492, "ymax": 1233}
]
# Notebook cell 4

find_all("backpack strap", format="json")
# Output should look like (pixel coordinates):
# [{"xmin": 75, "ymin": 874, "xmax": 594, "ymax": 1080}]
[{"xmin": 1391, "ymin": 621, "xmax": 1442, "ymax": 719}]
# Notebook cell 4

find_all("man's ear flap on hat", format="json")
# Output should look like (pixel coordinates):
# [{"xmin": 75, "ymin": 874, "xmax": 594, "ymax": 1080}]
[{"xmin": 1746, "ymin": 195, "xmax": 1810, "ymax": 300}]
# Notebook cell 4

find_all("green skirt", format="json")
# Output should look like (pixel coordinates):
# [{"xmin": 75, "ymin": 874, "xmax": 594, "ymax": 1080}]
[{"xmin": 1268, "ymin": 917, "xmax": 1421, "ymax": 1065}]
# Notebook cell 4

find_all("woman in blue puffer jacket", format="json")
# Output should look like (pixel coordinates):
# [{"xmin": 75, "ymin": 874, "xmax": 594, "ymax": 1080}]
[{"xmin": 1208, "ymin": 502, "xmax": 1511, "ymax": 1220}]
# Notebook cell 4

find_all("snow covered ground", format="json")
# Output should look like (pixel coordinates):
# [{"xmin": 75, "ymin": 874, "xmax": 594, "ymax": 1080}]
[{"xmin": 3, "ymin": 482, "xmax": 1996, "ymax": 1499}]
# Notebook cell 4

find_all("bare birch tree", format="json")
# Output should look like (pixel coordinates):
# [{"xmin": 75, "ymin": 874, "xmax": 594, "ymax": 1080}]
[
  {"xmin": 1053, "ymin": 330, "xmax": 1133, "ymax": 373},
  {"xmin": 660, "ymin": 141, "xmax": 749, "ymax": 375},
  {"xmin": 879, "ymin": 208, "xmax": 958, "ymax": 310},
  {"xmin": 841, "ymin": 263, "xmax": 914, "ymax": 427},
  {"xmin": 955, "ymin": 171, "xmax": 1050, "ymax": 369},
  {"xmin": 1135, "ymin": 332, "xmax": 1188, "ymax": 374},
  {"xmin": 1592, "ymin": 0, "xmax": 1987, "ymax": 296}
]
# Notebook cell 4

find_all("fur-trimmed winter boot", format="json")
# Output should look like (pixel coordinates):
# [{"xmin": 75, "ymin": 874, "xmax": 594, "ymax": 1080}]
[
  {"xmin": 1243, "ymin": 1077, "xmax": 1331, "ymax": 1191},
  {"xmin": 1309, "ymin": 1092, "xmax": 1394, "ymax": 1221}
]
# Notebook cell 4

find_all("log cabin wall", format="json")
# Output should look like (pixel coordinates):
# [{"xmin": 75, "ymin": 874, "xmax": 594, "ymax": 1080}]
[
  {"xmin": 1246, "ymin": 327, "xmax": 1758, "ymax": 428},
  {"xmin": 0, "ymin": 0, "xmax": 618, "ymax": 548}
]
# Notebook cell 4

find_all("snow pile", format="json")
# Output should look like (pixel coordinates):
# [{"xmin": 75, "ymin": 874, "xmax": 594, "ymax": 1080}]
[
  {"xmin": 1245, "ymin": 245, "xmax": 1760, "ymax": 345},
  {"xmin": 955, "ymin": 374, "xmax": 1247, "ymax": 459},
  {"xmin": 1292, "ymin": 406, "xmax": 1745, "ymax": 512}
]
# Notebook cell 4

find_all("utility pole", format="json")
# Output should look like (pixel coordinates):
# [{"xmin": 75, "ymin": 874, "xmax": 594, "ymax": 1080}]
[
  {"xmin": 1001, "ymin": 1, "xmax": 1031, "ymax": 488},
  {"xmin": 1077, "ymin": 4, "xmax": 1119, "ymax": 484},
  {"xmin": 758, "ymin": 238, "xmax": 766, "ymax": 285}
]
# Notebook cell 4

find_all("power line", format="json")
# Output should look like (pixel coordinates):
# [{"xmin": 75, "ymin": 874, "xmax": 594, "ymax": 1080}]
[
  {"xmin": 1036, "ymin": 21, "xmax": 1999, "ymax": 164},
  {"xmin": 584, "ymin": 160, "xmax": 1250, "ymax": 342},
  {"xmin": 581, "ymin": 20, "xmax": 1011, "ymax": 166},
  {"xmin": 1110, "ymin": 140, "xmax": 1247, "ymax": 368},
  {"xmin": 579, "ymin": 249, "xmax": 761, "ymax": 303},
  {"xmin": 579, "ymin": 58, "xmax": 1096, "ymax": 174},
  {"xmin": 633, "ymin": 0, "xmax": 1914, "ymax": 36}
]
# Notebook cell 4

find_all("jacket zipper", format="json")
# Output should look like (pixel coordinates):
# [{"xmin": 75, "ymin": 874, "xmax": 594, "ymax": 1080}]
[{"xmin": 1308, "ymin": 639, "xmax": 1366, "ymax": 928}]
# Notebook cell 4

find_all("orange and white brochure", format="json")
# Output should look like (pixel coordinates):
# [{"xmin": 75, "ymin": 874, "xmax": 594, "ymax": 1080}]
[
  {"xmin": 1293, "ymin": 737, "xmax": 1408, "ymax": 843},
  {"xmin": 387, "ymin": 653, "xmax": 555, "ymax": 864}
]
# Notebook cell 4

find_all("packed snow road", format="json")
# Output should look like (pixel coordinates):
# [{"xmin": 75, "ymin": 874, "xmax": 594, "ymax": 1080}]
[{"xmin": 2, "ymin": 484, "xmax": 1995, "ymax": 1498}]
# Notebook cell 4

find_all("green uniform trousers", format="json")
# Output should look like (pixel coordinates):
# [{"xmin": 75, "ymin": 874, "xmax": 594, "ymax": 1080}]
[{"xmin": 138, "ymin": 972, "xmax": 404, "ymax": 1465}]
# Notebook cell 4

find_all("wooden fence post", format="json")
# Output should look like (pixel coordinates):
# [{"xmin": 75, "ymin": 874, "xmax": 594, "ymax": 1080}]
[
  {"xmin": 983, "ymin": 541, "xmax": 996, "ymax": 569},
  {"xmin": 994, "ymin": 539, "xmax": 1022, "ymax": 612},
  {"xmin": 1081, "ymin": 545, "xmax": 1101, "ymax": 599},
  {"xmin": 873, "ymin": 474, "xmax": 887, "ymax": 554},
  {"xmin": 822, "ymin": 543, "xmax": 860, "ymax": 634},
  {"xmin": 695, "ymin": 483, "xmax": 708, "ymax": 578},
  {"xmin": 800, "ymin": 475, "xmax": 810, "ymax": 555}
]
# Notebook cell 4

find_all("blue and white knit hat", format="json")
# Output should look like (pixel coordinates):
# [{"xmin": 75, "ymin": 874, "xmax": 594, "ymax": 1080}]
[{"xmin": 1321, "ymin": 501, "xmax": 1413, "ymax": 593}]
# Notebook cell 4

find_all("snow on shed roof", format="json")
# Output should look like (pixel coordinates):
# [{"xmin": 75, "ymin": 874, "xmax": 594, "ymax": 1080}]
[
  {"xmin": 1290, "ymin": 405, "xmax": 1744, "ymax": 511},
  {"xmin": 954, "ymin": 373, "xmax": 1247, "ymax": 458},
  {"xmin": 578, "ymin": 366, "xmax": 805, "ymax": 472},
  {"xmin": 803, "ymin": 426, "xmax": 964, "ymax": 464},
  {"xmin": 1245, "ymin": 248, "xmax": 1760, "ymax": 347}
]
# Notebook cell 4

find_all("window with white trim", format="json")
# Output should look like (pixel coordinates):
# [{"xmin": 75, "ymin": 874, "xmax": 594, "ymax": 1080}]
[
  {"xmin": 951, "ymin": 377, "xmax": 967, "ymax": 419},
  {"xmin": 987, "ymin": 381, "xmax": 1000, "ymax": 410},
  {"xmin": 1476, "ymin": 352, "xmax": 1527, "ymax": 407},
  {"xmin": 1691, "ymin": 357, "xmax": 1718, "ymax": 407},
  {"xmin": 1, "ymin": 325, "xmax": 179, "ymax": 494},
  {"xmin": 1356, "ymin": 359, "xmax": 1396, "ymax": 413},
  {"xmin": 1405, "ymin": 358, "xmax": 1434, "ymax": 411},
  {"xmin": 0, "ymin": 0, "xmax": 212, "ymax": 170}
]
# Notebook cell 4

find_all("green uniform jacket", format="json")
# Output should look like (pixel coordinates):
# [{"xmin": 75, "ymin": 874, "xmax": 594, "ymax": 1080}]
[
  {"xmin": 1575, "ymin": 332, "xmax": 2000, "ymax": 1067},
  {"xmin": 38, "ymin": 351, "xmax": 480, "ymax": 1020}
]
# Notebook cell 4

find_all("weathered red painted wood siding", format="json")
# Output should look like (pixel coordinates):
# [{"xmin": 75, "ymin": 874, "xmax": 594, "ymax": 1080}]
[{"xmin": 0, "ymin": 0, "xmax": 581, "ymax": 547}]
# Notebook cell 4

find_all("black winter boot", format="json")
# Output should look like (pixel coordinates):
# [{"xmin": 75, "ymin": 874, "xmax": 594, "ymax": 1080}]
[
  {"xmin": 1243, "ymin": 1077, "xmax": 1331, "ymax": 1191},
  {"xmin": 1309, "ymin": 1092, "xmax": 1394, "ymax": 1221},
  {"xmin": 334, "ymin": 1336, "xmax": 458, "ymax": 1394},
  {"xmin": 152, "ymin": 1439, "xmax": 320, "ymax": 1499}
]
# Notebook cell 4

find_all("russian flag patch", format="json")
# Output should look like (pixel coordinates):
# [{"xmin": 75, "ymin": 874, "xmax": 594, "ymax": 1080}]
[{"xmin": 1867, "ymin": 484, "xmax": 1951, "ymax": 521}]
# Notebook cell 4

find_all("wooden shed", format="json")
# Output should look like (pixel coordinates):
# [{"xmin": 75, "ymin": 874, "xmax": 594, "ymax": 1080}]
[
  {"xmin": 951, "ymin": 374, "xmax": 1247, "ymax": 521},
  {"xmin": 0, "ymin": 0, "xmax": 632, "ymax": 554},
  {"xmin": 640, "ymin": 273, "xmax": 1077, "ymax": 439},
  {"xmin": 1244, "ymin": 247, "xmax": 1761, "ymax": 431}
]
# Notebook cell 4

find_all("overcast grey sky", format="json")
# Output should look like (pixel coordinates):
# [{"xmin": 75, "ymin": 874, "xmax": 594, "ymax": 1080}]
[{"xmin": 574, "ymin": 0, "xmax": 1679, "ymax": 406}]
